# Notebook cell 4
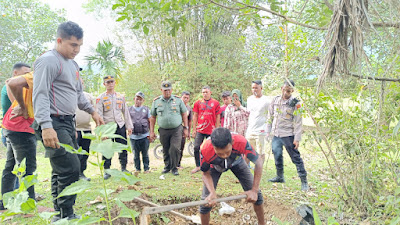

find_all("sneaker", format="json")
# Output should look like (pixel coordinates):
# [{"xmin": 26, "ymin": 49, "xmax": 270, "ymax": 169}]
[
  {"xmin": 104, "ymin": 173, "xmax": 111, "ymax": 180},
  {"xmin": 79, "ymin": 174, "xmax": 91, "ymax": 181},
  {"xmin": 161, "ymin": 169, "xmax": 170, "ymax": 174}
]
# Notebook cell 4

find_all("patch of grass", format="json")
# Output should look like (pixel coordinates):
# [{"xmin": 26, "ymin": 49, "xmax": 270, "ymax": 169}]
[{"xmin": 0, "ymin": 135, "xmax": 353, "ymax": 224}]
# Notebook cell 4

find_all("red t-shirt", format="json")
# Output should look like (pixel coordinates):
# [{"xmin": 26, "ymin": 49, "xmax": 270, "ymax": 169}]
[
  {"xmin": 193, "ymin": 98, "xmax": 221, "ymax": 135},
  {"xmin": 200, "ymin": 134, "xmax": 258, "ymax": 172},
  {"xmin": 220, "ymin": 104, "xmax": 228, "ymax": 128}
]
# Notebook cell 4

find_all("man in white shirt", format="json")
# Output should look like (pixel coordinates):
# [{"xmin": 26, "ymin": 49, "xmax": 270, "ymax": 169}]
[{"xmin": 246, "ymin": 80, "xmax": 271, "ymax": 157}]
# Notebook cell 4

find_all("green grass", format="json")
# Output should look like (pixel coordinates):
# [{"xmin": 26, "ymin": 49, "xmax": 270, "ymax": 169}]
[{"xmin": 0, "ymin": 136, "xmax": 348, "ymax": 224}]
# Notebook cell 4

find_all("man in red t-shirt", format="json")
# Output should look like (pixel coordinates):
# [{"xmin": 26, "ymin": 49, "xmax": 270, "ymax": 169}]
[
  {"xmin": 191, "ymin": 86, "xmax": 221, "ymax": 173},
  {"xmin": 199, "ymin": 128, "xmax": 265, "ymax": 225}
]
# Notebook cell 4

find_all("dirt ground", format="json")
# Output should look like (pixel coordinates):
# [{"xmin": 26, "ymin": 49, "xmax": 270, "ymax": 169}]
[
  {"xmin": 106, "ymin": 192, "xmax": 302, "ymax": 225},
  {"xmin": 103, "ymin": 144, "xmax": 303, "ymax": 225}
]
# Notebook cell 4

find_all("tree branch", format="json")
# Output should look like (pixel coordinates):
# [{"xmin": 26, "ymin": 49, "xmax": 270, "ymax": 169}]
[
  {"xmin": 347, "ymin": 72, "xmax": 400, "ymax": 82},
  {"xmin": 372, "ymin": 22, "xmax": 400, "ymax": 28}
]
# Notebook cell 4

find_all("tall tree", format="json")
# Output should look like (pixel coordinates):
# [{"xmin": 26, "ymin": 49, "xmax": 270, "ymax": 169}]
[
  {"xmin": 0, "ymin": 0, "xmax": 66, "ymax": 81},
  {"xmin": 85, "ymin": 39, "xmax": 126, "ymax": 80}
]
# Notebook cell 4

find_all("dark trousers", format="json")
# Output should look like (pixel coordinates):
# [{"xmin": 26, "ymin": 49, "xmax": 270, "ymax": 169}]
[
  {"xmin": 194, "ymin": 132, "xmax": 210, "ymax": 167},
  {"xmin": 103, "ymin": 125, "xmax": 127, "ymax": 169},
  {"xmin": 178, "ymin": 131, "xmax": 186, "ymax": 167},
  {"xmin": 130, "ymin": 137, "xmax": 150, "ymax": 171},
  {"xmin": 271, "ymin": 136, "xmax": 307, "ymax": 177},
  {"xmin": 159, "ymin": 125, "xmax": 182, "ymax": 171},
  {"xmin": 1, "ymin": 131, "xmax": 37, "ymax": 200},
  {"xmin": 33, "ymin": 117, "xmax": 80, "ymax": 216},
  {"xmin": 77, "ymin": 130, "xmax": 91, "ymax": 173},
  {"xmin": 200, "ymin": 159, "xmax": 263, "ymax": 214}
]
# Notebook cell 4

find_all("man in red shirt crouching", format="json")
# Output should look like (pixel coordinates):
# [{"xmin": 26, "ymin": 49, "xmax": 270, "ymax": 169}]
[{"xmin": 199, "ymin": 128, "xmax": 265, "ymax": 225}]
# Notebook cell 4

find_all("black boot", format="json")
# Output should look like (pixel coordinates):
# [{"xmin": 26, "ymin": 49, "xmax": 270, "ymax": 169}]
[
  {"xmin": 300, "ymin": 176, "xmax": 309, "ymax": 191},
  {"xmin": 121, "ymin": 165, "xmax": 131, "ymax": 174},
  {"xmin": 268, "ymin": 170, "xmax": 285, "ymax": 183}
]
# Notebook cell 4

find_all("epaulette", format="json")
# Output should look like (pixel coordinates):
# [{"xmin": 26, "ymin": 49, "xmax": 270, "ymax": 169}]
[{"xmin": 153, "ymin": 96, "xmax": 161, "ymax": 101}]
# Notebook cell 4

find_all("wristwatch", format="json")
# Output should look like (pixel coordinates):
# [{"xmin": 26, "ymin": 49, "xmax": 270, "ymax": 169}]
[{"xmin": 183, "ymin": 126, "xmax": 188, "ymax": 129}]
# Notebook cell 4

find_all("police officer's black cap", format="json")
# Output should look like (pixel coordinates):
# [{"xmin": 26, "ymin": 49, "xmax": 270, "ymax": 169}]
[
  {"xmin": 252, "ymin": 80, "xmax": 262, "ymax": 85},
  {"xmin": 161, "ymin": 81, "xmax": 172, "ymax": 90}
]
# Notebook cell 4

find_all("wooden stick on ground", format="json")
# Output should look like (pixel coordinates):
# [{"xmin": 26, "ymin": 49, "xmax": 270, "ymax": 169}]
[
  {"xmin": 143, "ymin": 194, "xmax": 247, "ymax": 215},
  {"xmin": 134, "ymin": 197, "xmax": 198, "ymax": 223}
]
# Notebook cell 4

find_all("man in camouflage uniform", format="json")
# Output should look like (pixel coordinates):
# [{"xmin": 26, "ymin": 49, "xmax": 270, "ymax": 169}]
[
  {"xmin": 149, "ymin": 81, "xmax": 189, "ymax": 176},
  {"xmin": 96, "ymin": 75, "xmax": 132, "ymax": 179},
  {"xmin": 266, "ymin": 79, "xmax": 309, "ymax": 191}
]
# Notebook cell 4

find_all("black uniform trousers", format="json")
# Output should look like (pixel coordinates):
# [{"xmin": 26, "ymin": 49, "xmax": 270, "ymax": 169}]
[
  {"xmin": 158, "ymin": 125, "xmax": 182, "ymax": 171},
  {"xmin": 77, "ymin": 130, "xmax": 92, "ymax": 173},
  {"xmin": 103, "ymin": 125, "xmax": 128, "ymax": 169},
  {"xmin": 33, "ymin": 115, "xmax": 80, "ymax": 217}
]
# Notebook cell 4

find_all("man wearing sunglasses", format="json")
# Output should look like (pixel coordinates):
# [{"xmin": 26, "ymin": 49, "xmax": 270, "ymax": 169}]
[{"xmin": 96, "ymin": 75, "xmax": 133, "ymax": 179}]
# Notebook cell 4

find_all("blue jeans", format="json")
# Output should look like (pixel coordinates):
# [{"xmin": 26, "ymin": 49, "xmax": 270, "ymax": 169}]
[
  {"xmin": 130, "ymin": 137, "xmax": 150, "ymax": 171},
  {"xmin": 1, "ymin": 130, "xmax": 37, "ymax": 200},
  {"xmin": 271, "ymin": 136, "xmax": 307, "ymax": 177}
]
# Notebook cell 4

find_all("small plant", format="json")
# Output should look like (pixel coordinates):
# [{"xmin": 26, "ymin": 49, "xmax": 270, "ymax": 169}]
[
  {"xmin": 54, "ymin": 122, "xmax": 142, "ymax": 224},
  {"xmin": 0, "ymin": 158, "xmax": 57, "ymax": 224}
]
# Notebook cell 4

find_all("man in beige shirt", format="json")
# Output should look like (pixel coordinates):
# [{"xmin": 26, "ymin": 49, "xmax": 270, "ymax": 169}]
[
  {"xmin": 96, "ymin": 75, "xmax": 132, "ymax": 179},
  {"xmin": 266, "ymin": 79, "xmax": 308, "ymax": 191},
  {"xmin": 75, "ymin": 91, "xmax": 95, "ymax": 181}
]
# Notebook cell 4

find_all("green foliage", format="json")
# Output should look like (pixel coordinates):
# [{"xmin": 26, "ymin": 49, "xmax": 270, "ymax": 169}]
[
  {"xmin": 56, "ymin": 122, "xmax": 138, "ymax": 224},
  {"xmin": 0, "ymin": 0, "xmax": 66, "ymax": 80},
  {"xmin": 84, "ymin": 39, "xmax": 126, "ymax": 91}
]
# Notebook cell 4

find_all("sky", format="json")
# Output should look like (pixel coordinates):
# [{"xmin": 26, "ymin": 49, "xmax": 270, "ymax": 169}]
[{"xmin": 39, "ymin": 0, "xmax": 114, "ymax": 66}]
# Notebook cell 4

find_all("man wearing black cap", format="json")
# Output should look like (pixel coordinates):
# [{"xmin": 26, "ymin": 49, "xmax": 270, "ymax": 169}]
[
  {"xmin": 128, "ymin": 91, "xmax": 151, "ymax": 173},
  {"xmin": 96, "ymin": 75, "xmax": 133, "ymax": 179},
  {"xmin": 149, "ymin": 81, "xmax": 189, "ymax": 176}
]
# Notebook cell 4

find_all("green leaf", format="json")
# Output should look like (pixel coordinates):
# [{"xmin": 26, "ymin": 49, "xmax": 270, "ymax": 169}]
[
  {"xmin": 22, "ymin": 174, "xmax": 38, "ymax": 190},
  {"xmin": 53, "ymin": 218, "xmax": 69, "ymax": 225},
  {"xmin": 395, "ymin": 187, "xmax": 400, "ymax": 196},
  {"xmin": 95, "ymin": 123, "xmax": 118, "ymax": 137},
  {"xmin": 97, "ymin": 188, "xmax": 115, "ymax": 198},
  {"xmin": 59, "ymin": 143, "xmax": 89, "ymax": 155},
  {"xmin": 20, "ymin": 198, "xmax": 36, "ymax": 213},
  {"xmin": 138, "ymin": 0, "xmax": 146, "ymax": 3},
  {"xmin": 91, "ymin": 140, "xmax": 129, "ymax": 159},
  {"xmin": 313, "ymin": 208, "xmax": 323, "ymax": 225},
  {"xmin": 56, "ymin": 180, "xmax": 92, "ymax": 199},
  {"xmin": 39, "ymin": 212, "xmax": 59, "ymax": 220},
  {"xmin": 394, "ymin": 120, "xmax": 400, "ymax": 135},
  {"xmin": 115, "ymin": 199, "xmax": 140, "ymax": 218},
  {"xmin": 143, "ymin": 26, "xmax": 149, "ymax": 35},
  {"xmin": 112, "ymin": 3, "xmax": 124, "ymax": 10},
  {"xmin": 117, "ymin": 190, "xmax": 141, "ymax": 202},
  {"xmin": 116, "ymin": 16, "xmax": 127, "ymax": 22},
  {"xmin": 74, "ymin": 216, "xmax": 106, "ymax": 224},
  {"xmin": 3, "ymin": 191, "xmax": 29, "ymax": 213},
  {"xmin": 82, "ymin": 133, "xmax": 96, "ymax": 140},
  {"xmin": 161, "ymin": 216, "xmax": 170, "ymax": 223},
  {"xmin": 106, "ymin": 169, "xmax": 140, "ymax": 185},
  {"xmin": 161, "ymin": 2, "xmax": 171, "ymax": 12}
]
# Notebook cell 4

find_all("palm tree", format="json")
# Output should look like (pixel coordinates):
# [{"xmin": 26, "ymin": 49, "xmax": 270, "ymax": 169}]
[{"xmin": 85, "ymin": 40, "xmax": 126, "ymax": 81}]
